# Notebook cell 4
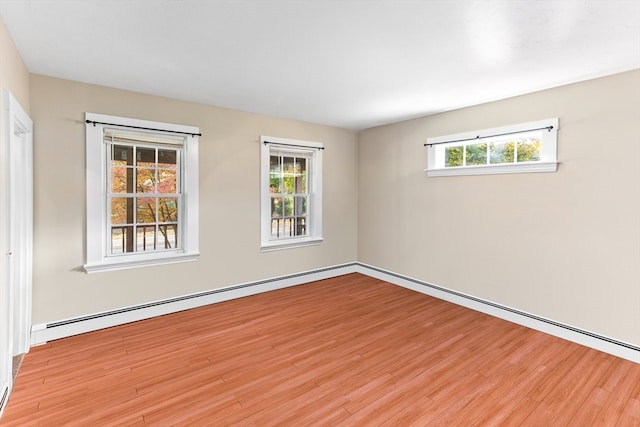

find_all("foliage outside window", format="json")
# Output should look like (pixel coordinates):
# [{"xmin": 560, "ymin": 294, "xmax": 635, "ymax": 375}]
[
  {"xmin": 269, "ymin": 154, "xmax": 309, "ymax": 240},
  {"xmin": 260, "ymin": 136, "xmax": 323, "ymax": 250},
  {"xmin": 443, "ymin": 135, "xmax": 541, "ymax": 167},
  {"xmin": 107, "ymin": 135, "xmax": 181, "ymax": 255},
  {"xmin": 85, "ymin": 113, "xmax": 200, "ymax": 272},
  {"xmin": 426, "ymin": 118, "xmax": 558, "ymax": 177}
]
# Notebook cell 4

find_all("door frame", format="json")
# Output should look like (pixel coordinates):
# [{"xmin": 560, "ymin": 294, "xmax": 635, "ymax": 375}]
[
  {"xmin": 1, "ymin": 90, "xmax": 33, "ymax": 416},
  {"xmin": 4, "ymin": 90, "xmax": 33, "ymax": 355}
]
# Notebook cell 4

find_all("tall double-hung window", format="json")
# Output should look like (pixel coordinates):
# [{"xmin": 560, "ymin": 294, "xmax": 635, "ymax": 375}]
[
  {"xmin": 84, "ymin": 113, "xmax": 199, "ymax": 272},
  {"xmin": 260, "ymin": 136, "xmax": 323, "ymax": 250}
]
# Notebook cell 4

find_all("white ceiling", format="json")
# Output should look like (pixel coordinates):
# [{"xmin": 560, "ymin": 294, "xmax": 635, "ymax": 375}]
[{"xmin": 1, "ymin": 0, "xmax": 639, "ymax": 130}]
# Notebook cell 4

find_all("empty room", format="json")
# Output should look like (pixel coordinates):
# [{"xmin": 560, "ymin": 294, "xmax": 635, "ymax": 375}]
[{"xmin": 0, "ymin": 0, "xmax": 639, "ymax": 425}]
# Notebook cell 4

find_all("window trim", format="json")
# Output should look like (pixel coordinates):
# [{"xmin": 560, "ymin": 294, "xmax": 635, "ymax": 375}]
[
  {"xmin": 84, "ymin": 113, "xmax": 199, "ymax": 273},
  {"xmin": 260, "ymin": 135, "xmax": 323, "ymax": 251},
  {"xmin": 426, "ymin": 118, "xmax": 559, "ymax": 177}
]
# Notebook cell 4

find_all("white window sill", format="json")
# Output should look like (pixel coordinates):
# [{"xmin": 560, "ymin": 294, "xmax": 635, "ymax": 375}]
[
  {"xmin": 261, "ymin": 237, "xmax": 324, "ymax": 252},
  {"xmin": 84, "ymin": 252, "xmax": 200, "ymax": 273},
  {"xmin": 426, "ymin": 161, "xmax": 558, "ymax": 177}
]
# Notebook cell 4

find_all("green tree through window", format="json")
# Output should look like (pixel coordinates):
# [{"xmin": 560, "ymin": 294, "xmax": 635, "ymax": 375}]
[{"xmin": 444, "ymin": 138, "xmax": 541, "ymax": 167}]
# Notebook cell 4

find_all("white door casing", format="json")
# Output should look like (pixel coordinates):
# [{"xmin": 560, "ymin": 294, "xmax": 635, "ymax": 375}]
[{"xmin": 1, "ymin": 91, "xmax": 33, "ymax": 417}]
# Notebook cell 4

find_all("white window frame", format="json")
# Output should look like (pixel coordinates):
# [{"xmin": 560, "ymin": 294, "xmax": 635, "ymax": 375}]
[
  {"xmin": 84, "ymin": 113, "xmax": 199, "ymax": 273},
  {"xmin": 426, "ymin": 118, "xmax": 559, "ymax": 177},
  {"xmin": 260, "ymin": 135, "xmax": 323, "ymax": 251}
]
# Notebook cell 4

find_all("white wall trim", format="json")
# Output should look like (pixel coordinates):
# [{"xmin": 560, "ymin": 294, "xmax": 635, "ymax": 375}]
[
  {"xmin": 425, "ymin": 161, "xmax": 558, "ymax": 177},
  {"xmin": 30, "ymin": 262, "xmax": 639, "ymax": 364},
  {"xmin": 354, "ymin": 263, "xmax": 640, "ymax": 364},
  {"xmin": 31, "ymin": 263, "xmax": 360, "ymax": 345}
]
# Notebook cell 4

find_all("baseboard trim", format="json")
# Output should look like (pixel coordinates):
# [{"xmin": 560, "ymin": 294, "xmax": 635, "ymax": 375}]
[
  {"xmin": 30, "ymin": 261, "xmax": 639, "ymax": 363},
  {"xmin": 354, "ymin": 263, "xmax": 640, "ymax": 363},
  {"xmin": 30, "ymin": 262, "xmax": 360, "ymax": 346}
]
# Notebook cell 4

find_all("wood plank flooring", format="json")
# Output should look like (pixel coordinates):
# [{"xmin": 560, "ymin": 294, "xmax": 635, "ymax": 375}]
[{"xmin": 3, "ymin": 273, "xmax": 640, "ymax": 425}]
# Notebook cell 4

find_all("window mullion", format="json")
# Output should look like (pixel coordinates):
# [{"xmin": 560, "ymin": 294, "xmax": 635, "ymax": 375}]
[
  {"xmin": 132, "ymin": 146, "xmax": 137, "ymax": 253},
  {"xmin": 486, "ymin": 141, "xmax": 490, "ymax": 165},
  {"xmin": 155, "ymin": 148, "xmax": 159, "ymax": 251},
  {"xmin": 105, "ymin": 143, "xmax": 112, "ymax": 256}
]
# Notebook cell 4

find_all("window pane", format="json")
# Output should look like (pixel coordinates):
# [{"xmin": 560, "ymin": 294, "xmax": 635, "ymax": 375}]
[
  {"xmin": 112, "ymin": 145, "xmax": 132, "ymax": 166},
  {"xmin": 270, "ymin": 176, "xmax": 281, "ymax": 194},
  {"xmin": 517, "ymin": 138, "xmax": 541, "ymax": 162},
  {"xmin": 283, "ymin": 196, "xmax": 294, "ymax": 216},
  {"xmin": 158, "ymin": 149, "xmax": 177, "ymax": 169},
  {"xmin": 111, "ymin": 197, "xmax": 131, "ymax": 225},
  {"xmin": 111, "ymin": 167, "xmax": 129, "ymax": 193},
  {"xmin": 283, "ymin": 157, "xmax": 296, "ymax": 194},
  {"xmin": 283, "ymin": 157, "xmax": 295, "ymax": 174},
  {"xmin": 294, "ymin": 196, "xmax": 307, "ymax": 216},
  {"xmin": 283, "ymin": 176, "xmax": 295, "ymax": 194},
  {"xmin": 111, "ymin": 225, "xmax": 133, "ymax": 254},
  {"xmin": 490, "ymin": 141, "xmax": 515, "ymax": 164},
  {"xmin": 158, "ymin": 224, "xmax": 177, "ymax": 249},
  {"xmin": 445, "ymin": 146, "xmax": 464, "ymax": 167},
  {"xmin": 136, "ymin": 225, "xmax": 156, "ymax": 252},
  {"xmin": 136, "ymin": 168, "xmax": 156, "ymax": 193},
  {"xmin": 466, "ymin": 143, "xmax": 487, "ymax": 166},
  {"xmin": 295, "ymin": 158, "xmax": 307, "ymax": 193},
  {"xmin": 293, "ymin": 217, "xmax": 307, "ymax": 236},
  {"xmin": 271, "ymin": 197, "xmax": 283, "ymax": 217},
  {"xmin": 158, "ymin": 197, "xmax": 179, "ymax": 222},
  {"xmin": 137, "ymin": 147, "xmax": 156, "ymax": 167},
  {"xmin": 270, "ymin": 156, "xmax": 282, "ymax": 193},
  {"xmin": 137, "ymin": 197, "xmax": 157, "ymax": 224},
  {"xmin": 271, "ymin": 218, "xmax": 284, "ymax": 238},
  {"xmin": 158, "ymin": 169, "xmax": 176, "ymax": 194}
]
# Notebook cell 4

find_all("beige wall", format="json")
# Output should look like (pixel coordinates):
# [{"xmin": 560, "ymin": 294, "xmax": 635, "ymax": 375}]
[
  {"xmin": 29, "ymin": 74, "xmax": 358, "ymax": 324},
  {"xmin": 0, "ymin": 17, "xmax": 30, "ymax": 266},
  {"xmin": 0, "ymin": 15, "xmax": 30, "ymax": 387},
  {"xmin": 358, "ymin": 70, "xmax": 640, "ymax": 346},
  {"xmin": 0, "ymin": 18, "xmax": 29, "ymax": 111}
]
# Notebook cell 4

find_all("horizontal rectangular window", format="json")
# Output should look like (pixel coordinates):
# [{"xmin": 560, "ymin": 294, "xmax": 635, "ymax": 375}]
[{"xmin": 426, "ymin": 118, "xmax": 558, "ymax": 177}]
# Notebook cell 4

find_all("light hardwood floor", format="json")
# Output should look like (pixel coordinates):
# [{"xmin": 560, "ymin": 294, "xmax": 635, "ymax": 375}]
[{"xmin": 3, "ymin": 273, "xmax": 639, "ymax": 425}]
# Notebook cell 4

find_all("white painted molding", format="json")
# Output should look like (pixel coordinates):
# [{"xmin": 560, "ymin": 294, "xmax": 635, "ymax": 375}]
[
  {"xmin": 30, "ymin": 262, "xmax": 639, "ymax": 364},
  {"xmin": 31, "ymin": 263, "xmax": 360, "ymax": 345},
  {"xmin": 354, "ymin": 263, "xmax": 640, "ymax": 364},
  {"xmin": 425, "ymin": 161, "xmax": 558, "ymax": 177}
]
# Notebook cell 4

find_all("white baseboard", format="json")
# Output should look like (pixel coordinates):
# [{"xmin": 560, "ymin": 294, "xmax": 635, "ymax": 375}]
[
  {"xmin": 31, "ymin": 263, "xmax": 360, "ymax": 346},
  {"xmin": 30, "ymin": 261, "xmax": 639, "ymax": 364},
  {"xmin": 354, "ymin": 263, "xmax": 640, "ymax": 364}
]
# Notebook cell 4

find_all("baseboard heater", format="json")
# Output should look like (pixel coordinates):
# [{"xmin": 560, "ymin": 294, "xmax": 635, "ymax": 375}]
[
  {"xmin": 31, "ymin": 263, "xmax": 361, "ymax": 345},
  {"xmin": 0, "ymin": 386, "xmax": 8, "ymax": 417},
  {"xmin": 358, "ymin": 263, "xmax": 639, "ymax": 363},
  {"xmin": 30, "ymin": 262, "xmax": 639, "ymax": 363}
]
